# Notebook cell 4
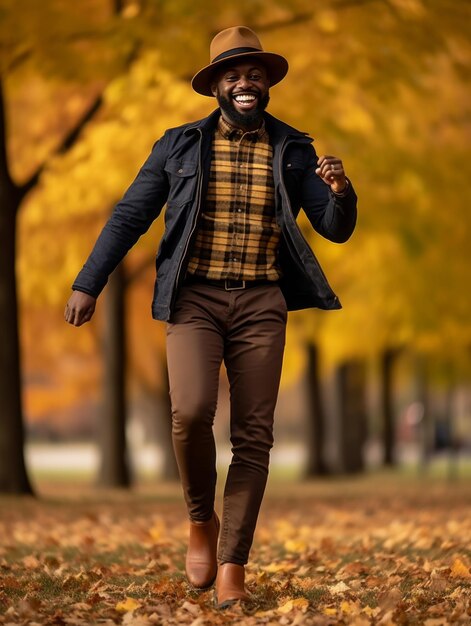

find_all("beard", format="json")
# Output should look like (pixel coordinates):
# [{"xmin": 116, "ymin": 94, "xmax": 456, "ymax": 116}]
[{"xmin": 216, "ymin": 90, "xmax": 270, "ymax": 129}]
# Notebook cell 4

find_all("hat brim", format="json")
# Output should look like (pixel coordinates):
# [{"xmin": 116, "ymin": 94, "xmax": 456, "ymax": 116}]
[{"xmin": 191, "ymin": 51, "xmax": 289, "ymax": 97}]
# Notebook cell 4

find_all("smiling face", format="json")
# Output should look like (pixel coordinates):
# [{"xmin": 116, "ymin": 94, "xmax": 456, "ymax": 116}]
[{"xmin": 211, "ymin": 59, "xmax": 270, "ymax": 130}]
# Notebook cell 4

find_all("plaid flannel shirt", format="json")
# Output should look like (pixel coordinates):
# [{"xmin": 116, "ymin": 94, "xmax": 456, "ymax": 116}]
[{"xmin": 186, "ymin": 116, "xmax": 282, "ymax": 281}]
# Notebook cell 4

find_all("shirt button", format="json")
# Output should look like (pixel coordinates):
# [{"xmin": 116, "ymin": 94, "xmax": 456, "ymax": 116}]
[
  {"xmin": 237, "ymin": 209, "xmax": 242, "ymax": 213},
  {"xmin": 287, "ymin": 163, "xmax": 292, "ymax": 168},
  {"xmin": 178, "ymin": 168, "xmax": 183, "ymax": 174}
]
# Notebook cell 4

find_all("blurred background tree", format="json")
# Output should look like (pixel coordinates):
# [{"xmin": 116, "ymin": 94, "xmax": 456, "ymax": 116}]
[{"xmin": 1, "ymin": 0, "xmax": 470, "ymax": 493}]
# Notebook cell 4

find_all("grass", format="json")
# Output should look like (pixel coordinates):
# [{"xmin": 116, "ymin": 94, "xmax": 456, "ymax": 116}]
[{"xmin": 27, "ymin": 458, "xmax": 471, "ymax": 496}]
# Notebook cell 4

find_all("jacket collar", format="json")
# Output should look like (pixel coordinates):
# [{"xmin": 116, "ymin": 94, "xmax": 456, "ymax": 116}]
[
  {"xmin": 263, "ymin": 111, "xmax": 312, "ymax": 144},
  {"xmin": 184, "ymin": 109, "xmax": 221, "ymax": 135},
  {"xmin": 184, "ymin": 109, "xmax": 313, "ymax": 145}
]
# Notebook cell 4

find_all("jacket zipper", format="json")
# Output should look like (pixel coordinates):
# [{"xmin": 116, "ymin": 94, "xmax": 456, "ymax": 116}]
[{"xmin": 169, "ymin": 129, "xmax": 204, "ymax": 312}]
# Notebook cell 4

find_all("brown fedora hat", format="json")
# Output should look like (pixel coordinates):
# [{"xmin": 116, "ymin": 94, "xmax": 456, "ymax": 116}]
[{"xmin": 191, "ymin": 26, "xmax": 289, "ymax": 97}]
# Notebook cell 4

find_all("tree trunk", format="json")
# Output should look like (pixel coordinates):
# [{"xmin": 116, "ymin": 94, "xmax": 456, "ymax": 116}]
[
  {"xmin": 444, "ymin": 380, "xmax": 458, "ymax": 482},
  {"xmin": 336, "ymin": 359, "xmax": 368, "ymax": 474},
  {"xmin": 416, "ymin": 354, "xmax": 433, "ymax": 474},
  {"xmin": 0, "ymin": 193, "xmax": 34, "ymax": 494},
  {"xmin": 97, "ymin": 262, "xmax": 131, "ymax": 487},
  {"xmin": 0, "ymin": 78, "xmax": 34, "ymax": 494},
  {"xmin": 304, "ymin": 342, "xmax": 329, "ymax": 476},
  {"xmin": 0, "ymin": 56, "xmax": 104, "ymax": 494},
  {"xmin": 380, "ymin": 347, "xmax": 397, "ymax": 466}
]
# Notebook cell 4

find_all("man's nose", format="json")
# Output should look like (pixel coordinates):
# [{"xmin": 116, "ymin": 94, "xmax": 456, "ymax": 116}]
[{"xmin": 236, "ymin": 75, "xmax": 251, "ymax": 89}]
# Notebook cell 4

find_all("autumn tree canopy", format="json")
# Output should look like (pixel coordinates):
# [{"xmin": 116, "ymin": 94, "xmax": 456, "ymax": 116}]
[{"xmin": 3, "ymin": 0, "xmax": 471, "ymax": 428}]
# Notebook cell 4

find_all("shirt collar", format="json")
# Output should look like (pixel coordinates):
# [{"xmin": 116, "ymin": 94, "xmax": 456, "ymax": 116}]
[{"xmin": 217, "ymin": 115, "xmax": 266, "ymax": 142}]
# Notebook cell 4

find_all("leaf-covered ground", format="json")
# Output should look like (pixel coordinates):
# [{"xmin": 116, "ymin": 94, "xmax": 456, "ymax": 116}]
[{"xmin": 1, "ymin": 475, "xmax": 470, "ymax": 625}]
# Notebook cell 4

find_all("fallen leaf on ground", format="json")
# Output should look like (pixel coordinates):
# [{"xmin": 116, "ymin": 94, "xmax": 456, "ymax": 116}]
[
  {"xmin": 277, "ymin": 597, "xmax": 309, "ymax": 613},
  {"xmin": 329, "ymin": 581, "xmax": 350, "ymax": 594},
  {"xmin": 115, "ymin": 597, "xmax": 141, "ymax": 612},
  {"xmin": 450, "ymin": 558, "xmax": 471, "ymax": 579},
  {"xmin": 1, "ymin": 479, "xmax": 470, "ymax": 625}
]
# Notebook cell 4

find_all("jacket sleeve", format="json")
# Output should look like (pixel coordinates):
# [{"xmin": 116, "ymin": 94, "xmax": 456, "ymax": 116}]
[
  {"xmin": 301, "ymin": 144, "xmax": 357, "ymax": 244},
  {"xmin": 72, "ymin": 134, "xmax": 170, "ymax": 298}
]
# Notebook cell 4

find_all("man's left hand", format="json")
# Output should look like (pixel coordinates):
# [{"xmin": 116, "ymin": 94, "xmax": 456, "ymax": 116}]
[{"xmin": 315, "ymin": 155, "xmax": 347, "ymax": 194}]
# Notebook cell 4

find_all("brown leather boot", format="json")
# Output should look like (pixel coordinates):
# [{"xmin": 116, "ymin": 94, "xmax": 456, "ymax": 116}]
[
  {"xmin": 185, "ymin": 512, "xmax": 220, "ymax": 589},
  {"xmin": 214, "ymin": 562, "xmax": 251, "ymax": 609}
]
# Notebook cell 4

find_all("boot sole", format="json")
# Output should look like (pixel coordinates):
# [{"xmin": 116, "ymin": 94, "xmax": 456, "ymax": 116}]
[{"xmin": 213, "ymin": 591, "xmax": 251, "ymax": 610}]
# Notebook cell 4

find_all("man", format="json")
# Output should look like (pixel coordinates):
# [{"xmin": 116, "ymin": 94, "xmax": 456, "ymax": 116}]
[{"xmin": 65, "ymin": 26, "xmax": 357, "ymax": 608}]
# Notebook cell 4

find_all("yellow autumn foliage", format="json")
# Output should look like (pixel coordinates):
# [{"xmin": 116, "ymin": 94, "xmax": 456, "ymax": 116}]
[{"xmin": 4, "ymin": 0, "xmax": 470, "ymax": 422}]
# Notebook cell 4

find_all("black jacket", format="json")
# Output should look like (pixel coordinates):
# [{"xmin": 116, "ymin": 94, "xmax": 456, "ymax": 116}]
[{"xmin": 73, "ymin": 109, "xmax": 357, "ymax": 321}]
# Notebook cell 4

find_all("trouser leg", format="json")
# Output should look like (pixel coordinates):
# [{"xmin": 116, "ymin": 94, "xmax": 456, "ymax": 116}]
[
  {"xmin": 166, "ymin": 285, "xmax": 224, "ymax": 522},
  {"xmin": 218, "ymin": 285, "xmax": 287, "ymax": 565}
]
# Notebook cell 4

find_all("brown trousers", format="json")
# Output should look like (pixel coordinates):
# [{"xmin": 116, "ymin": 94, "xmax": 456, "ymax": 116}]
[{"xmin": 166, "ymin": 282, "xmax": 287, "ymax": 565}]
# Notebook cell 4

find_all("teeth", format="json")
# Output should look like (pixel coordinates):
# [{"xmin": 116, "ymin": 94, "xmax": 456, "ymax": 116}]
[{"xmin": 234, "ymin": 94, "xmax": 256, "ymax": 102}]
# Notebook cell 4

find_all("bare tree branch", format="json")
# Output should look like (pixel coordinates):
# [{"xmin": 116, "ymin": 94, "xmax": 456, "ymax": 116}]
[
  {"xmin": 0, "ymin": 77, "xmax": 13, "ymax": 191},
  {"xmin": 58, "ymin": 95, "xmax": 103, "ymax": 154},
  {"xmin": 4, "ymin": 48, "xmax": 33, "ymax": 74},
  {"xmin": 334, "ymin": 0, "xmax": 382, "ymax": 8},
  {"xmin": 18, "ymin": 93, "xmax": 103, "ymax": 200}
]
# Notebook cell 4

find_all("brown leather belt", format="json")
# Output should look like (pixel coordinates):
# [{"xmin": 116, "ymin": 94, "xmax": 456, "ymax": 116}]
[{"xmin": 185, "ymin": 276, "xmax": 275, "ymax": 291}]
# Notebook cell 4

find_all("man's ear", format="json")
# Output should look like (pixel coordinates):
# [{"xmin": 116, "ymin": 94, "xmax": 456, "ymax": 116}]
[{"xmin": 210, "ymin": 82, "xmax": 218, "ymax": 97}]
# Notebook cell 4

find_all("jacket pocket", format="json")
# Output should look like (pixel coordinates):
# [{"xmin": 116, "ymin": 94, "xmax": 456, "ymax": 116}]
[
  {"xmin": 283, "ymin": 156, "xmax": 305, "ymax": 179},
  {"xmin": 164, "ymin": 159, "xmax": 198, "ymax": 206},
  {"xmin": 282, "ymin": 157, "xmax": 305, "ymax": 213}
]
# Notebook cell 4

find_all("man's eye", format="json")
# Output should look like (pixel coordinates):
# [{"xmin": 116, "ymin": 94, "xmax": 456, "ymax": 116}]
[{"xmin": 250, "ymin": 75, "xmax": 261, "ymax": 81}]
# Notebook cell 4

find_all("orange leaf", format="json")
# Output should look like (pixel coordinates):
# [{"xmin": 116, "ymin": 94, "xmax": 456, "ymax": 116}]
[
  {"xmin": 22, "ymin": 555, "xmax": 41, "ymax": 569},
  {"xmin": 450, "ymin": 558, "xmax": 471, "ymax": 579}
]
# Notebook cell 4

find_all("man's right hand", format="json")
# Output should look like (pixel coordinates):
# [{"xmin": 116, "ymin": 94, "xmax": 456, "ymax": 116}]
[{"xmin": 64, "ymin": 291, "xmax": 97, "ymax": 327}]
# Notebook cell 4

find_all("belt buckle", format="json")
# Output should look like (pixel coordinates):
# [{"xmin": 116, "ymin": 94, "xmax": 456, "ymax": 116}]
[{"xmin": 224, "ymin": 279, "xmax": 246, "ymax": 291}]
